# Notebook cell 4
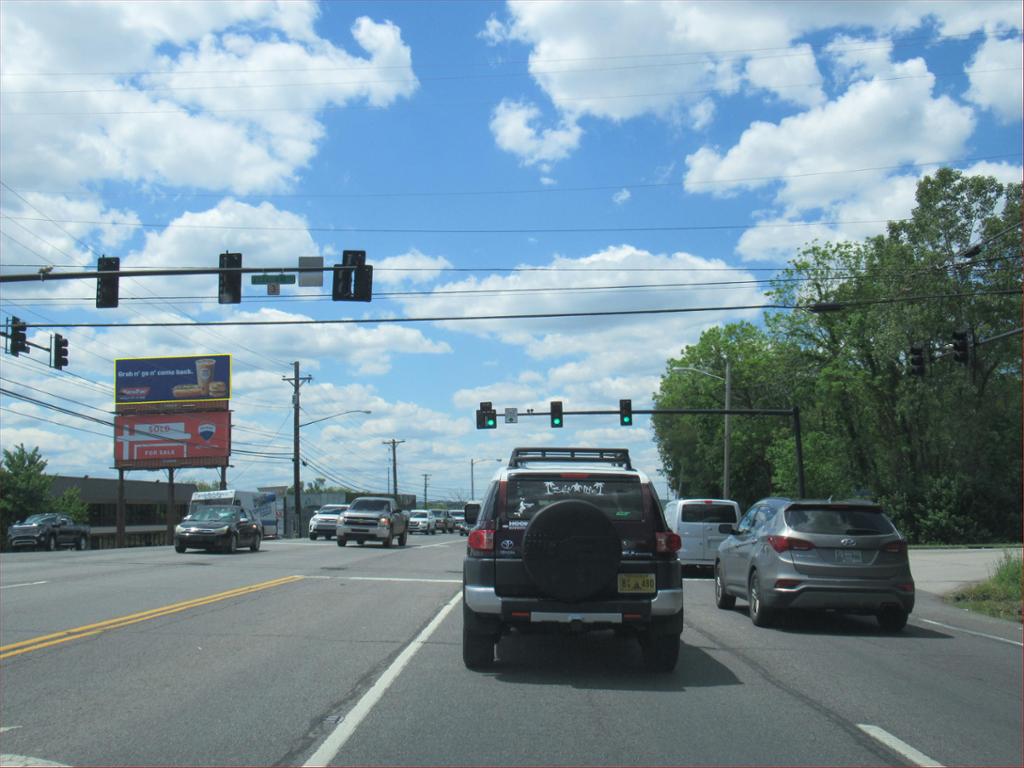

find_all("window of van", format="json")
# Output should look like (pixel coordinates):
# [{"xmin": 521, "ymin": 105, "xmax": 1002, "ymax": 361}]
[{"xmin": 680, "ymin": 502, "xmax": 737, "ymax": 524}]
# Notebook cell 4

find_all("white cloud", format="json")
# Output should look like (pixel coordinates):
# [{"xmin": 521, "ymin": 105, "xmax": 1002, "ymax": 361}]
[
  {"xmin": 688, "ymin": 98, "xmax": 715, "ymax": 130},
  {"xmin": 1, "ymin": 7, "xmax": 417, "ymax": 194},
  {"xmin": 825, "ymin": 35, "xmax": 895, "ymax": 81},
  {"xmin": 961, "ymin": 160, "xmax": 1024, "ymax": 185},
  {"xmin": 744, "ymin": 44, "xmax": 824, "ymax": 107},
  {"xmin": 612, "ymin": 188, "xmax": 631, "ymax": 205},
  {"xmin": 489, "ymin": 99, "xmax": 582, "ymax": 166},
  {"xmin": 965, "ymin": 35, "xmax": 1023, "ymax": 123},
  {"xmin": 684, "ymin": 59, "xmax": 975, "ymax": 216},
  {"xmin": 372, "ymin": 249, "xmax": 453, "ymax": 286}
]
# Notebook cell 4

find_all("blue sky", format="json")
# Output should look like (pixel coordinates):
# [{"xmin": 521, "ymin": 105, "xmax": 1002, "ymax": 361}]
[{"xmin": 1, "ymin": 0, "xmax": 1021, "ymax": 503}]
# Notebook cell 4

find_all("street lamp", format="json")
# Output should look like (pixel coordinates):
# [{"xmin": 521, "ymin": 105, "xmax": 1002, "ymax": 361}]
[
  {"xmin": 669, "ymin": 361, "xmax": 732, "ymax": 498},
  {"xmin": 470, "ymin": 457, "xmax": 501, "ymax": 499},
  {"xmin": 300, "ymin": 408, "xmax": 372, "ymax": 428}
]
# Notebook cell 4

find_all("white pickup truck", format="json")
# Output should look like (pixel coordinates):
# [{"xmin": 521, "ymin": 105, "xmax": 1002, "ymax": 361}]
[{"xmin": 336, "ymin": 496, "xmax": 410, "ymax": 547}]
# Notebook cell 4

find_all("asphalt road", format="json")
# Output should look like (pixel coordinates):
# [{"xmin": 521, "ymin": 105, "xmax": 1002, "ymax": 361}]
[{"xmin": 0, "ymin": 538, "xmax": 1020, "ymax": 767}]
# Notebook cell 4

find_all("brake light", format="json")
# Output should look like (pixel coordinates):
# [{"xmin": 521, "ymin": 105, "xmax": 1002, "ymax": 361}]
[
  {"xmin": 882, "ymin": 540, "xmax": 908, "ymax": 554},
  {"xmin": 656, "ymin": 531, "xmax": 681, "ymax": 553},
  {"xmin": 559, "ymin": 473, "xmax": 591, "ymax": 479},
  {"xmin": 767, "ymin": 535, "xmax": 814, "ymax": 553},
  {"xmin": 468, "ymin": 529, "xmax": 493, "ymax": 552}
]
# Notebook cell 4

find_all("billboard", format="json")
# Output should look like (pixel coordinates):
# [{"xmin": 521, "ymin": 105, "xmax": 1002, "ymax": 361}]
[
  {"xmin": 115, "ymin": 354, "xmax": 231, "ymax": 406},
  {"xmin": 115, "ymin": 411, "xmax": 231, "ymax": 469}
]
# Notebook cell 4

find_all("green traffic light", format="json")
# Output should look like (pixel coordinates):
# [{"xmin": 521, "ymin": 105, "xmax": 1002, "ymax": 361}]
[
  {"xmin": 487, "ymin": 417, "xmax": 495, "ymax": 427},
  {"xmin": 622, "ymin": 416, "xmax": 631, "ymax": 425},
  {"xmin": 553, "ymin": 418, "xmax": 561, "ymax": 426}
]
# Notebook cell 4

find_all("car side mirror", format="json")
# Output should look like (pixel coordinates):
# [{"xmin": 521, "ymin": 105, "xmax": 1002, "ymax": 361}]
[
  {"xmin": 464, "ymin": 504, "xmax": 480, "ymax": 525},
  {"xmin": 719, "ymin": 523, "xmax": 735, "ymax": 535}
]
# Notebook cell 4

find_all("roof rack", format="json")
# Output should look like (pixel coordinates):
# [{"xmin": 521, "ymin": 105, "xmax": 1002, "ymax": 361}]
[{"xmin": 507, "ymin": 447, "xmax": 633, "ymax": 470}]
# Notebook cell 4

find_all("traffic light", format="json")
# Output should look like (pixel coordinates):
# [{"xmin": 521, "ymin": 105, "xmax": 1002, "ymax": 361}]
[
  {"xmin": 218, "ymin": 252, "xmax": 242, "ymax": 304},
  {"xmin": 332, "ymin": 250, "xmax": 373, "ymax": 302},
  {"xmin": 909, "ymin": 344, "xmax": 927, "ymax": 376},
  {"xmin": 53, "ymin": 333, "xmax": 69, "ymax": 370},
  {"xmin": 10, "ymin": 317, "xmax": 28, "ymax": 356},
  {"xmin": 96, "ymin": 256, "xmax": 120, "ymax": 308},
  {"xmin": 952, "ymin": 330, "xmax": 970, "ymax": 365},
  {"xmin": 475, "ymin": 401, "xmax": 497, "ymax": 429},
  {"xmin": 619, "ymin": 398, "xmax": 633, "ymax": 426},
  {"xmin": 550, "ymin": 400, "xmax": 563, "ymax": 428}
]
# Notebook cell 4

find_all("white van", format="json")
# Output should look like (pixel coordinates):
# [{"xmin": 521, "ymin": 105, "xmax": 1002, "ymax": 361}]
[
  {"xmin": 189, "ymin": 490, "xmax": 279, "ymax": 538},
  {"xmin": 667, "ymin": 498, "xmax": 741, "ymax": 568}
]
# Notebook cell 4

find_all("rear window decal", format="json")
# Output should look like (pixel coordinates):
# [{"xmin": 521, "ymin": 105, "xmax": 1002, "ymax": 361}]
[{"xmin": 544, "ymin": 481, "xmax": 605, "ymax": 496}]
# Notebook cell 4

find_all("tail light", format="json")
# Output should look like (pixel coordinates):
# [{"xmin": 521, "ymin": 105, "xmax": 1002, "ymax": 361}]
[
  {"xmin": 656, "ymin": 531, "xmax": 681, "ymax": 553},
  {"xmin": 468, "ymin": 528, "xmax": 494, "ymax": 553},
  {"xmin": 767, "ymin": 535, "xmax": 814, "ymax": 553},
  {"xmin": 882, "ymin": 540, "xmax": 908, "ymax": 554}
]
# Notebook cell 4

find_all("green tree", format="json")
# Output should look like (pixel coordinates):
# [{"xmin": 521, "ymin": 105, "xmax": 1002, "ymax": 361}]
[
  {"xmin": 53, "ymin": 486, "xmax": 90, "ymax": 524},
  {"xmin": 0, "ymin": 445, "xmax": 53, "ymax": 541}
]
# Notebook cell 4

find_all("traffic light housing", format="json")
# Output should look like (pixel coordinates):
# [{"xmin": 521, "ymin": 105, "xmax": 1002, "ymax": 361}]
[
  {"xmin": 475, "ymin": 401, "xmax": 497, "ymax": 429},
  {"xmin": 909, "ymin": 344, "xmax": 927, "ymax": 376},
  {"xmin": 10, "ymin": 317, "xmax": 28, "ymax": 356},
  {"xmin": 332, "ymin": 250, "xmax": 373, "ymax": 302},
  {"xmin": 96, "ymin": 256, "xmax": 120, "ymax": 308},
  {"xmin": 53, "ymin": 333, "xmax": 69, "ymax": 370},
  {"xmin": 619, "ymin": 398, "xmax": 633, "ymax": 426},
  {"xmin": 952, "ymin": 330, "xmax": 970, "ymax": 365},
  {"xmin": 219, "ymin": 252, "xmax": 242, "ymax": 304},
  {"xmin": 550, "ymin": 400, "xmax": 563, "ymax": 428}
]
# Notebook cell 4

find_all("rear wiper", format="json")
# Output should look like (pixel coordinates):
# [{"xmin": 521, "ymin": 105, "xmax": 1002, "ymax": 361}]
[{"xmin": 845, "ymin": 528, "xmax": 882, "ymax": 535}]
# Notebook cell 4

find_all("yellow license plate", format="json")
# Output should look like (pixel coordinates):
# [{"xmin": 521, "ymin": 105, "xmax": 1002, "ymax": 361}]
[{"xmin": 618, "ymin": 573, "xmax": 656, "ymax": 593}]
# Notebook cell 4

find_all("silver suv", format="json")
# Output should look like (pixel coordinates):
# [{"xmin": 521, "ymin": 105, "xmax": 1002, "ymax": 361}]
[
  {"xmin": 714, "ymin": 498, "xmax": 915, "ymax": 631},
  {"xmin": 462, "ymin": 447, "xmax": 684, "ymax": 672}
]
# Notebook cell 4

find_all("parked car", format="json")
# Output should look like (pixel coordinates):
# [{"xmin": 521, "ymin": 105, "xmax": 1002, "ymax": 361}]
[
  {"xmin": 462, "ymin": 447, "xmax": 683, "ymax": 672},
  {"xmin": 666, "ymin": 498, "xmax": 740, "ymax": 569},
  {"xmin": 309, "ymin": 504, "xmax": 348, "ymax": 540},
  {"xmin": 7, "ymin": 513, "xmax": 90, "ymax": 551},
  {"xmin": 174, "ymin": 505, "xmax": 262, "ymax": 553},
  {"xmin": 408, "ymin": 509, "xmax": 438, "ymax": 535},
  {"xmin": 714, "ymin": 498, "xmax": 914, "ymax": 631}
]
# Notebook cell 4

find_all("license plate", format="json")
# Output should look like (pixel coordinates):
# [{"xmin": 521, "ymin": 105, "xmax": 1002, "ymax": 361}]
[
  {"xmin": 836, "ymin": 550, "xmax": 862, "ymax": 564},
  {"xmin": 618, "ymin": 573, "xmax": 655, "ymax": 593}
]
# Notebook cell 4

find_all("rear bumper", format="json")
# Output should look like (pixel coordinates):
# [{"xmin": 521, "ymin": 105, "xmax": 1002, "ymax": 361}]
[
  {"xmin": 765, "ymin": 582, "xmax": 915, "ymax": 613},
  {"xmin": 464, "ymin": 585, "xmax": 684, "ymax": 620}
]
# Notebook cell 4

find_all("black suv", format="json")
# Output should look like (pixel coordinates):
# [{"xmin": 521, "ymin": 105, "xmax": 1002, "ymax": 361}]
[{"xmin": 462, "ymin": 447, "xmax": 684, "ymax": 672}]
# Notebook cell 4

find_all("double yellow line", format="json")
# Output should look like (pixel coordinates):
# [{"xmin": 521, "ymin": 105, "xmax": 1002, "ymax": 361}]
[{"xmin": 0, "ymin": 575, "xmax": 304, "ymax": 661}]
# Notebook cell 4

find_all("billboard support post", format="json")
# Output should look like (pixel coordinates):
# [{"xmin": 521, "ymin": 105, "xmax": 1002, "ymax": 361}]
[{"xmin": 166, "ymin": 467, "xmax": 176, "ymax": 545}]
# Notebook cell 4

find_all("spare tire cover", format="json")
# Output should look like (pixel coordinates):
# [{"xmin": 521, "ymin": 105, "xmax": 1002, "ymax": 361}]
[{"xmin": 522, "ymin": 499, "xmax": 622, "ymax": 602}]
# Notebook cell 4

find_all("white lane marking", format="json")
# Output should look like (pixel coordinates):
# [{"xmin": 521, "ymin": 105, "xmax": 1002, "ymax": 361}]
[
  {"xmin": 0, "ymin": 581, "xmax": 48, "ymax": 590},
  {"xmin": 0, "ymin": 756, "xmax": 68, "ymax": 767},
  {"xmin": 919, "ymin": 619, "xmax": 1023, "ymax": 647},
  {"xmin": 346, "ymin": 576, "xmax": 461, "ymax": 584},
  {"xmin": 304, "ymin": 591, "xmax": 461, "ymax": 768},
  {"xmin": 412, "ymin": 540, "xmax": 460, "ymax": 550},
  {"xmin": 0, "ymin": 726, "xmax": 23, "ymax": 733},
  {"xmin": 857, "ymin": 725, "xmax": 943, "ymax": 767}
]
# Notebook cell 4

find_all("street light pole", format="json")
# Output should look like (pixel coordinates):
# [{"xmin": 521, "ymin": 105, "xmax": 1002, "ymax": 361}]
[
  {"xmin": 470, "ymin": 458, "xmax": 501, "ymax": 499},
  {"xmin": 670, "ymin": 362, "xmax": 732, "ymax": 498}
]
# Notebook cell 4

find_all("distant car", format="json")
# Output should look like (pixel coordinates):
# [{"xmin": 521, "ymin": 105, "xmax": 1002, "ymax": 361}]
[
  {"xmin": 175, "ymin": 505, "xmax": 262, "ymax": 553},
  {"xmin": 309, "ymin": 504, "xmax": 349, "ymax": 540},
  {"xmin": 666, "ymin": 498, "xmax": 740, "ymax": 569},
  {"xmin": 408, "ymin": 510, "xmax": 438, "ymax": 535},
  {"xmin": 714, "ymin": 498, "xmax": 914, "ymax": 631},
  {"xmin": 432, "ymin": 509, "xmax": 453, "ymax": 533},
  {"xmin": 451, "ymin": 512, "xmax": 467, "ymax": 535},
  {"xmin": 7, "ymin": 513, "xmax": 90, "ymax": 551}
]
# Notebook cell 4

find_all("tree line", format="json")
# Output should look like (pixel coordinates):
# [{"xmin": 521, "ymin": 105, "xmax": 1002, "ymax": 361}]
[{"xmin": 653, "ymin": 169, "xmax": 1022, "ymax": 543}]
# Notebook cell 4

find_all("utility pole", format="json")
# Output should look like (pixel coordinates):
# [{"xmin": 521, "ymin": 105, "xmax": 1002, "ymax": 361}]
[
  {"xmin": 422, "ymin": 473, "xmax": 431, "ymax": 506},
  {"xmin": 284, "ymin": 361, "xmax": 312, "ymax": 537},
  {"xmin": 382, "ymin": 439, "xmax": 405, "ymax": 498},
  {"xmin": 723, "ymin": 358, "xmax": 732, "ymax": 499}
]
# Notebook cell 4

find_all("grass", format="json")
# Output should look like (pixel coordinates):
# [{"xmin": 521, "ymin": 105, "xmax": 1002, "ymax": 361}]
[{"xmin": 944, "ymin": 551, "xmax": 1023, "ymax": 623}]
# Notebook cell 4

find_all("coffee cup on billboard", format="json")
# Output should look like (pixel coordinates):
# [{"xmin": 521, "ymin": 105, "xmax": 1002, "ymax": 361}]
[{"xmin": 195, "ymin": 358, "xmax": 216, "ymax": 394}]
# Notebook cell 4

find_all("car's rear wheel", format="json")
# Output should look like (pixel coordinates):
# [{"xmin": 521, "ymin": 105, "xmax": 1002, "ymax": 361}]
[
  {"xmin": 337, "ymin": 536, "xmax": 347, "ymax": 547},
  {"xmin": 748, "ymin": 571, "xmax": 774, "ymax": 627},
  {"xmin": 714, "ymin": 562, "xmax": 735, "ymax": 609},
  {"xmin": 250, "ymin": 533, "xmax": 261, "ymax": 552},
  {"xmin": 641, "ymin": 630, "xmax": 681, "ymax": 672},
  {"xmin": 877, "ymin": 606, "xmax": 908, "ymax": 632}
]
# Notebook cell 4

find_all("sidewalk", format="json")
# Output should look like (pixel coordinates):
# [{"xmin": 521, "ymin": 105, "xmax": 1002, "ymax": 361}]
[{"xmin": 909, "ymin": 547, "xmax": 1021, "ymax": 595}]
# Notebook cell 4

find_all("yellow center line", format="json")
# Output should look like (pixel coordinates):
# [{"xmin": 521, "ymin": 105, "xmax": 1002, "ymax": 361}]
[{"xmin": 0, "ymin": 575, "xmax": 304, "ymax": 660}]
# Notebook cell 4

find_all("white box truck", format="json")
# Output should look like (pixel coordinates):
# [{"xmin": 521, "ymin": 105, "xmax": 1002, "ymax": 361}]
[{"xmin": 188, "ymin": 490, "xmax": 279, "ymax": 538}]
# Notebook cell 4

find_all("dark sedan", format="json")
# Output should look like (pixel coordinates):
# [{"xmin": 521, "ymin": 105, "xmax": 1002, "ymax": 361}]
[{"xmin": 174, "ymin": 505, "xmax": 262, "ymax": 553}]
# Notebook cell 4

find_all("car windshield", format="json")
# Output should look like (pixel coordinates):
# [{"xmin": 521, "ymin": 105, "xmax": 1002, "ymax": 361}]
[
  {"xmin": 785, "ymin": 507, "xmax": 895, "ymax": 535},
  {"xmin": 21, "ymin": 514, "xmax": 55, "ymax": 524},
  {"xmin": 349, "ymin": 500, "xmax": 390, "ymax": 512},
  {"xmin": 680, "ymin": 503, "xmax": 737, "ymax": 524},
  {"xmin": 504, "ymin": 476, "xmax": 644, "ymax": 522},
  {"xmin": 185, "ymin": 506, "xmax": 238, "ymax": 522},
  {"xmin": 411, "ymin": 512, "xmax": 427, "ymax": 518}
]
